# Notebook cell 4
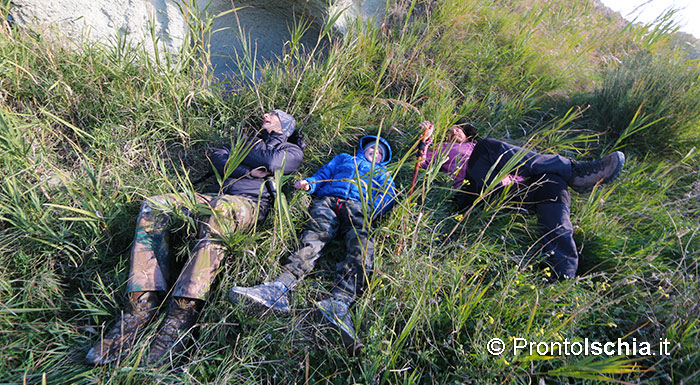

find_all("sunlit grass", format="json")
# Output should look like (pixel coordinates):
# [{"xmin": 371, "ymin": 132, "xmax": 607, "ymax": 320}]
[{"xmin": 0, "ymin": 0, "xmax": 698, "ymax": 383}]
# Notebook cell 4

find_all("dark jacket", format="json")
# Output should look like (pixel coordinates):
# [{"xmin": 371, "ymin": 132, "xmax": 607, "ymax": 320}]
[
  {"xmin": 208, "ymin": 130, "xmax": 304, "ymax": 219},
  {"xmin": 305, "ymin": 135, "xmax": 396, "ymax": 218}
]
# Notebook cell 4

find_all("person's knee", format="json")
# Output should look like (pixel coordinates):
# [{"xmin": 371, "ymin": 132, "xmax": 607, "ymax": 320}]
[
  {"xmin": 209, "ymin": 194, "xmax": 238, "ymax": 209},
  {"xmin": 305, "ymin": 211, "xmax": 338, "ymax": 237},
  {"xmin": 300, "ymin": 227, "xmax": 332, "ymax": 245},
  {"xmin": 531, "ymin": 174, "xmax": 570, "ymax": 206},
  {"xmin": 203, "ymin": 196, "xmax": 242, "ymax": 235}
]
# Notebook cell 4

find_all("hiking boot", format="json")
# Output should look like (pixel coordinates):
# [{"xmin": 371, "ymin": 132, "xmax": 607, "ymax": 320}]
[
  {"xmin": 568, "ymin": 151, "xmax": 625, "ymax": 193},
  {"xmin": 314, "ymin": 297, "xmax": 363, "ymax": 355},
  {"xmin": 85, "ymin": 291, "xmax": 162, "ymax": 365},
  {"xmin": 145, "ymin": 297, "xmax": 201, "ymax": 367},
  {"xmin": 228, "ymin": 281, "xmax": 290, "ymax": 313}
]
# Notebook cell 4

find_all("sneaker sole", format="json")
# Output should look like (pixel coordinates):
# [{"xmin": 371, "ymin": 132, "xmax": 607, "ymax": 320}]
[
  {"xmin": 313, "ymin": 307, "xmax": 363, "ymax": 356},
  {"xmin": 86, "ymin": 346, "xmax": 124, "ymax": 366},
  {"xmin": 228, "ymin": 289, "xmax": 290, "ymax": 314},
  {"xmin": 602, "ymin": 151, "xmax": 625, "ymax": 184}
]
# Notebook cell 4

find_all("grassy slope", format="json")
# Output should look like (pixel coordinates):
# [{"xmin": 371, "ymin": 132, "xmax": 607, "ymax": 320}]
[{"xmin": 1, "ymin": 0, "xmax": 698, "ymax": 383}]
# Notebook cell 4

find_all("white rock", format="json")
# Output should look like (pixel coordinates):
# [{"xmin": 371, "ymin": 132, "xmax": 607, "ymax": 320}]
[
  {"xmin": 10, "ymin": 0, "xmax": 186, "ymax": 56},
  {"xmin": 10, "ymin": 0, "xmax": 388, "ymax": 77}
]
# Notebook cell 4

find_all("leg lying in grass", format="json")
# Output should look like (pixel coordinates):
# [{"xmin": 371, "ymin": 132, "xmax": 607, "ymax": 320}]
[
  {"xmin": 85, "ymin": 110, "xmax": 304, "ymax": 366},
  {"xmin": 229, "ymin": 135, "xmax": 397, "ymax": 354},
  {"xmin": 418, "ymin": 120, "xmax": 625, "ymax": 280}
]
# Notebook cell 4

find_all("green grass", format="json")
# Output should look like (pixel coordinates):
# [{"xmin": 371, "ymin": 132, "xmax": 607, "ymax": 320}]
[{"xmin": 1, "ymin": 0, "xmax": 699, "ymax": 383}]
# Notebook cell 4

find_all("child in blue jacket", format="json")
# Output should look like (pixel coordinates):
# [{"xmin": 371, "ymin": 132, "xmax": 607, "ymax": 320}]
[{"xmin": 229, "ymin": 135, "xmax": 396, "ymax": 352}]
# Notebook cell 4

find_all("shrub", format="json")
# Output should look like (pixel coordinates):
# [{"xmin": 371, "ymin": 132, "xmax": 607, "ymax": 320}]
[{"xmin": 589, "ymin": 50, "xmax": 700, "ymax": 153}]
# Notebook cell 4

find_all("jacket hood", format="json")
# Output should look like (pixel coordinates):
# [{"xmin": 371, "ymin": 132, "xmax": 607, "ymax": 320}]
[{"xmin": 358, "ymin": 135, "xmax": 392, "ymax": 165}]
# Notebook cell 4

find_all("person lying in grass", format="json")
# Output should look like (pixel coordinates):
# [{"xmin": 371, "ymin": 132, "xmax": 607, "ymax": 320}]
[
  {"xmin": 418, "ymin": 119, "xmax": 625, "ymax": 280},
  {"xmin": 229, "ymin": 135, "xmax": 396, "ymax": 353},
  {"xmin": 85, "ymin": 110, "xmax": 304, "ymax": 367}
]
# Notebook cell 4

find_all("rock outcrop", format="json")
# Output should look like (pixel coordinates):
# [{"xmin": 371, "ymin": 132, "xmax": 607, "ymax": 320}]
[
  {"xmin": 10, "ymin": 0, "xmax": 186, "ymax": 56},
  {"xmin": 9, "ymin": 0, "xmax": 388, "ymax": 79}
]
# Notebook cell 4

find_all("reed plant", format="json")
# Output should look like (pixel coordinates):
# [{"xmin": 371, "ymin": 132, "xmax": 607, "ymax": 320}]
[{"xmin": 0, "ymin": 0, "xmax": 698, "ymax": 383}]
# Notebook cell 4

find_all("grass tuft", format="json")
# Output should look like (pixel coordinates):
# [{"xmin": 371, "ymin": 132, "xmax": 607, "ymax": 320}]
[{"xmin": 0, "ymin": 0, "xmax": 699, "ymax": 383}]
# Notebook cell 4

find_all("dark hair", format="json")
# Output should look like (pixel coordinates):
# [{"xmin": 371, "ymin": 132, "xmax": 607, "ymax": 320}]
[{"xmin": 454, "ymin": 118, "xmax": 478, "ymax": 142}]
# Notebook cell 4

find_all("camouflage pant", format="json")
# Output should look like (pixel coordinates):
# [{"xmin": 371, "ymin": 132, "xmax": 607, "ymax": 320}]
[
  {"xmin": 126, "ymin": 193, "xmax": 257, "ymax": 300},
  {"xmin": 279, "ymin": 196, "xmax": 374, "ymax": 303}
]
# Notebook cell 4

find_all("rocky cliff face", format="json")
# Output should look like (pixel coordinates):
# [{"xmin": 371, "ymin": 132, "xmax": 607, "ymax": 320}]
[
  {"xmin": 9, "ymin": 0, "xmax": 387, "ymax": 79},
  {"xmin": 202, "ymin": 0, "xmax": 324, "ymax": 80},
  {"xmin": 10, "ymin": 0, "xmax": 186, "ymax": 56}
]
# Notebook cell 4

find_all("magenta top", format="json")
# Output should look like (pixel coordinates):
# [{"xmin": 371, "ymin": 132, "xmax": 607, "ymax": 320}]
[{"xmin": 422, "ymin": 141, "xmax": 524, "ymax": 188}]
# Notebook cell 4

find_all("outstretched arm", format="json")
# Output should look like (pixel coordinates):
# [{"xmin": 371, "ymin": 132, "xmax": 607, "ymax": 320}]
[{"xmin": 304, "ymin": 154, "xmax": 348, "ymax": 194}]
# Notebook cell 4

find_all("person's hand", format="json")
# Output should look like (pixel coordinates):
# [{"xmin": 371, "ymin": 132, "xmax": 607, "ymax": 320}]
[
  {"xmin": 294, "ymin": 179, "xmax": 310, "ymax": 191},
  {"xmin": 250, "ymin": 168, "xmax": 269, "ymax": 178},
  {"xmin": 501, "ymin": 175, "xmax": 517, "ymax": 186},
  {"xmin": 419, "ymin": 121, "xmax": 434, "ymax": 140}
]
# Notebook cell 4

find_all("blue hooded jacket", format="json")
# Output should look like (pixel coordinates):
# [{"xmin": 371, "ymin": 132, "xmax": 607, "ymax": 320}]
[{"xmin": 305, "ymin": 136, "xmax": 397, "ymax": 217}]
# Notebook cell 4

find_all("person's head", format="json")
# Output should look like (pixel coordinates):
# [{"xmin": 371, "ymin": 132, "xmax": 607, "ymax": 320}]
[
  {"xmin": 262, "ymin": 110, "xmax": 297, "ymax": 138},
  {"xmin": 360, "ymin": 136, "xmax": 392, "ymax": 164},
  {"xmin": 364, "ymin": 144, "xmax": 384, "ymax": 163},
  {"xmin": 446, "ymin": 118, "xmax": 478, "ymax": 143}
]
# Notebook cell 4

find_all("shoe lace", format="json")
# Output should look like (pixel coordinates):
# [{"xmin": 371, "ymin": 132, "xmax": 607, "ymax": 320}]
[
  {"xmin": 573, "ymin": 159, "xmax": 602, "ymax": 177},
  {"xmin": 151, "ymin": 303, "xmax": 197, "ymax": 353},
  {"xmin": 149, "ymin": 328, "xmax": 176, "ymax": 358},
  {"xmin": 270, "ymin": 282, "xmax": 288, "ymax": 299},
  {"xmin": 120, "ymin": 312, "xmax": 142, "ymax": 331},
  {"xmin": 110, "ymin": 300, "xmax": 153, "ymax": 336}
]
